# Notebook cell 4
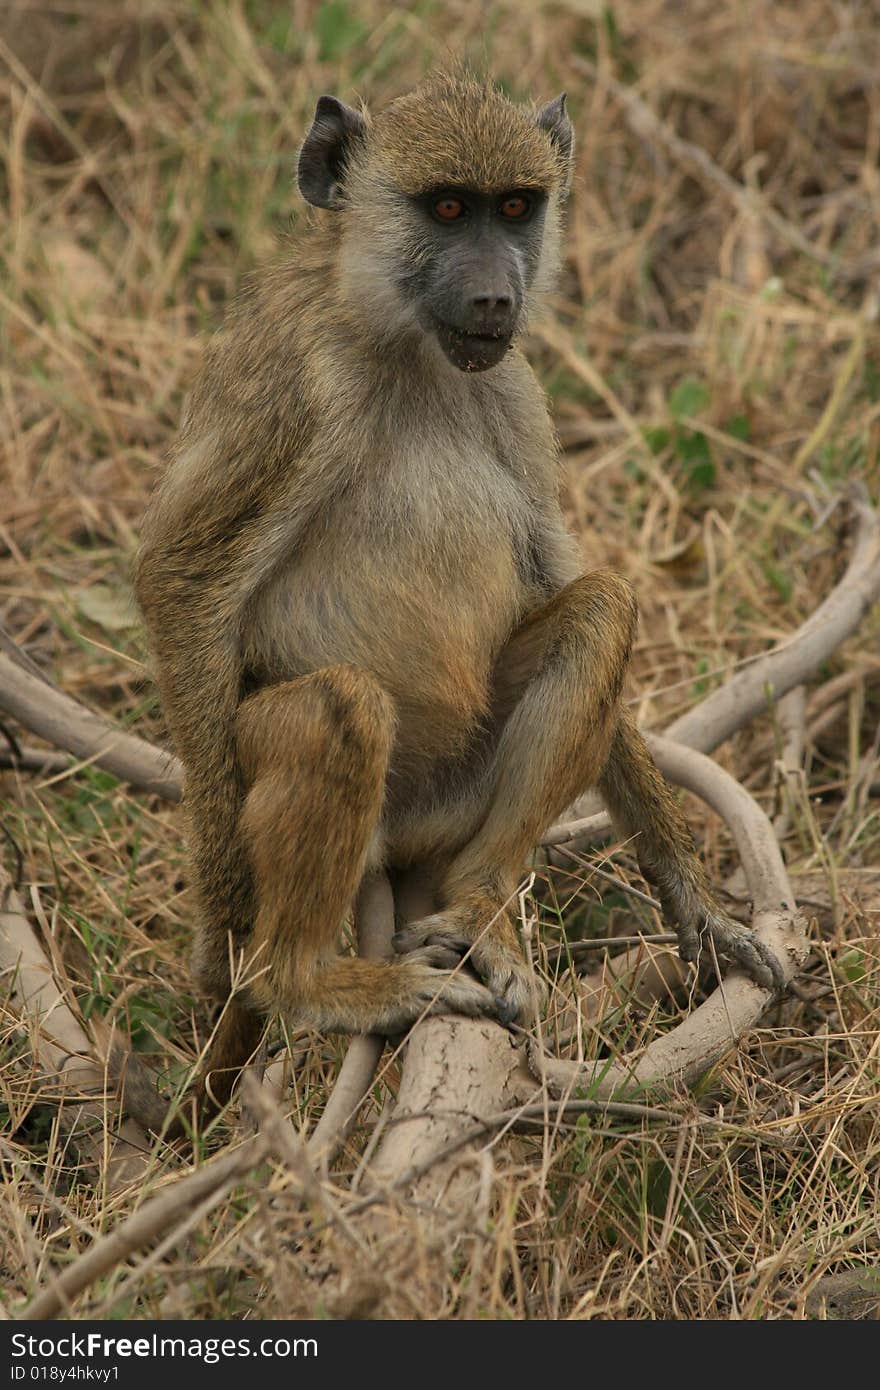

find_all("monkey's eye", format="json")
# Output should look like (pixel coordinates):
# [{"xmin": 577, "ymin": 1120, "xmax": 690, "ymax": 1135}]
[
  {"xmin": 432, "ymin": 195, "xmax": 466, "ymax": 222},
  {"xmin": 498, "ymin": 194, "xmax": 531, "ymax": 220}
]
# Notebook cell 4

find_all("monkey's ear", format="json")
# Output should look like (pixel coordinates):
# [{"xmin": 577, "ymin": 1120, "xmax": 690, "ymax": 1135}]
[
  {"xmin": 536, "ymin": 93, "xmax": 574, "ymax": 191},
  {"xmin": 297, "ymin": 95, "xmax": 367, "ymax": 210}
]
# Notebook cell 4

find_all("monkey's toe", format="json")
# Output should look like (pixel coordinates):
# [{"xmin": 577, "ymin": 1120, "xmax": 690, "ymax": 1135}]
[
  {"xmin": 671, "ymin": 897, "xmax": 785, "ymax": 992},
  {"xmin": 702, "ymin": 911, "xmax": 785, "ymax": 992},
  {"xmin": 469, "ymin": 942, "xmax": 543, "ymax": 1026},
  {"xmin": 411, "ymin": 963, "xmax": 499, "ymax": 1021}
]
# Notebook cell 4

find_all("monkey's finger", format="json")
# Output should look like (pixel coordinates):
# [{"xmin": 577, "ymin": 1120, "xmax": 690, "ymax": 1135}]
[
  {"xmin": 495, "ymin": 995, "xmax": 519, "ymax": 1027},
  {"xmin": 392, "ymin": 921, "xmax": 470, "ymax": 957},
  {"xmin": 469, "ymin": 949, "xmax": 542, "ymax": 1027},
  {"xmin": 674, "ymin": 920, "xmax": 701, "ymax": 963},
  {"xmin": 407, "ymin": 943, "xmax": 464, "ymax": 971},
  {"xmin": 420, "ymin": 970, "xmax": 500, "ymax": 1020}
]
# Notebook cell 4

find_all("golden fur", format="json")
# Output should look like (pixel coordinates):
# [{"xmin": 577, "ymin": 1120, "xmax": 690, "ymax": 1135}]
[{"xmin": 136, "ymin": 73, "xmax": 781, "ymax": 1110}]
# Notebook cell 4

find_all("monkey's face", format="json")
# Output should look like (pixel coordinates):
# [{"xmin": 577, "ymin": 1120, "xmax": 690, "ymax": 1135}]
[
  {"xmin": 297, "ymin": 81, "xmax": 574, "ymax": 370},
  {"xmin": 404, "ymin": 186, "xmax": 546, "ymax": 372}
]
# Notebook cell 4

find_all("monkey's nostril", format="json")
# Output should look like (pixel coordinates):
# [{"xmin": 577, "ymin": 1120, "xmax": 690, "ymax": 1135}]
[{"xmin": 471, "ymin": 293, "xmax": 512, "ymax": 310}]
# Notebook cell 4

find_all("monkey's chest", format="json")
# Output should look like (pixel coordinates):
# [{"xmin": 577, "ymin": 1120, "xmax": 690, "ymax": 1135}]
[{"xmin": 246, "ymin": 456, "xmax": 536, "ymax": 761}]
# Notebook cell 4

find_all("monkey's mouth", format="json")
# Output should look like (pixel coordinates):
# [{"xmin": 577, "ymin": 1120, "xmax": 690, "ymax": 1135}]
[{"xmin": 432, "ymin": 319, "xmax": 513, "ymax": 373}]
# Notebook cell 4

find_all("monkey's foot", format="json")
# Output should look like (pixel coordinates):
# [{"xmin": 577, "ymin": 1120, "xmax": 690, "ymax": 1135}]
[
  {"xmin": 393, "ymin": 908, "xmax": 541, "ymax": 1027},
  {"xmin": 665, "ymin": 889, "xmax": 785, "ymax": 992}
]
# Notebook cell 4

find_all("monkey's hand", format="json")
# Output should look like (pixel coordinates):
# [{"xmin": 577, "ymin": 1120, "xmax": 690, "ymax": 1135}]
[
  {"xmin": 654, "ymin": 875, "xmax": 785, "ymax": 992},
  {"xmin": 393, "ymin": 902, "xmax": 543, "ymax": 1028}
]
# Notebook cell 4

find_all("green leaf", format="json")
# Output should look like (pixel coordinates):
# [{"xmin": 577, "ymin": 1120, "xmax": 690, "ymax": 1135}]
[
  {"xmin": 669, "ymin": 376, "xmax": 710, "ymax": 419},
  {"xmin": 643, "ymin": 425, "xmax": 670, "ymax": 455},
  {"xmin": 725, "ymin": 412, "xmax": 751, "ymax": 441},
  {"xmin": 762, "ymin": 561, "xmax": 793, "ymax": 603},
  {"xmin": 676, "ymin": 429, "xmax": 715, "ymax": 491},
  {"xmin": 839, "ymin": 948, "xmax": 865, "ymax": 984}
]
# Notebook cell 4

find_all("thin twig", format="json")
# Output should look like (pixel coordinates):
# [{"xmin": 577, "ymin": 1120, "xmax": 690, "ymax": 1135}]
[
  {"xmin": 20, "ymin": 1135, "xmax": 268, "ymax": 1321},
  {"xmin": 545, "ymin": 932, "xmax": 677, "ymax": 960}
]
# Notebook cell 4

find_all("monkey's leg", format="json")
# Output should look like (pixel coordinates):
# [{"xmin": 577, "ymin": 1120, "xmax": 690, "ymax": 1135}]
[
  {"xmin": 202, "ymin": 667, "xmax": 497, "ymax": 1105},
  {"xmin": 394, "ymin": 571, "xmax": 639, "ymax": 1023},
  {"xmin": 597, "ymin": 706, "xmax": 783, "ymax": 990},
  {"xmin": 394, "ymin": 572, "xmax": 783, "ymax": 1022}
]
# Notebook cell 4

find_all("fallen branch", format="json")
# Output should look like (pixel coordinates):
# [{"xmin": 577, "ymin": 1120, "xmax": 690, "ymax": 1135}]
[
  {"xmin": 1, "ymin": 489, "xmax": 875, "ymax": 1259},
  {"xmin": 772, "ymin": 685, "xmax": 807, "ymax": 841},
  {"xmin": 1, "ymin": 490, "xmax": 874, "ymax": 816},
  {"xmin": 368, "ymin": 1015, "xmax": 536, "ymax": 1200},
  {"xmin": 355, "ymin": 491, "xmax": 880, "ymax": 1203},
  {"xmin": 665, "ymin": 486, "xmax": 879, "ymax": 755},
  {"xmin": 0, "ymin": 871, "xmax": 153, "ymax": 1188},
  {"xmin": 543, "ymin": 484, "xmax": 880, "ymax": 847},
  {"xmin": 22, "ymin": 1070, "xmax": 360, "ymax": 1321},
  {"xmin": 0, "ymin": 745, "xmax": 76, "ymax": 776},
  {"xmin": 530, "ymin": 736, "xmax": 809, "ymax": 1098},
  {"xmin": 251, "ymin": 480, "xmax": 871, "ymax": 1179},
  {"xmin": 22, "ymin": 1073, "xmax": 764, "ymax": 1322},
  {"xmin": 365, "ymin": 735, "xmax": 809, "ymax": 1202},
  {"xmin": 0, "ymin": 645, "xmax": 181, "ymax": 801}
]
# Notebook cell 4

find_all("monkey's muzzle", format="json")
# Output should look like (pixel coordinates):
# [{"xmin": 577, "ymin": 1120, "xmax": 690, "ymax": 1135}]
[{"xmin": 433, "ymin": 318, "xmax": 513, "ymax": 373}]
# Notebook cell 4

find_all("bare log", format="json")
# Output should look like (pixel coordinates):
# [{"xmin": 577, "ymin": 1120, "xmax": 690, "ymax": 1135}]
[
  {"xmin": 1, "ymin": 487, "xmax": 875, "ymax": 1230},
  {"xmin": 368, "ymin": 1016, "xmax": 536, "ymax": 1199},
  {"xmin": 368, "ymin": 736, "xmax": 809, "ymax": 1197}
]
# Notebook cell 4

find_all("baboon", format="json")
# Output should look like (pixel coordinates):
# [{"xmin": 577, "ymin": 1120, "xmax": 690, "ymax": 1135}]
[{"xmin": 135, "ymin": 73, "xmax": 782, "ymax": 1107}]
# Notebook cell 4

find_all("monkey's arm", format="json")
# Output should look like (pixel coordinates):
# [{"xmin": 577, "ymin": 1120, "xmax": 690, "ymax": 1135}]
[
  {"xmin": 524, "ymin": 504, "xmax": 782, "ymax": 987},
  {"xmin": 598, "ymin": 707, "xmax": 784, "ymax": 990},
  {"xmin": 134, "ymin": 454, "xmax": 325, "ymax": 995}
]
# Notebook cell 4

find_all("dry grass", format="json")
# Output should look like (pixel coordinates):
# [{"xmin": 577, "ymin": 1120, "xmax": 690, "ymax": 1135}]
[{"xmin": 1, "ymin": 0, "xmax": 879, "ymax": 1321}]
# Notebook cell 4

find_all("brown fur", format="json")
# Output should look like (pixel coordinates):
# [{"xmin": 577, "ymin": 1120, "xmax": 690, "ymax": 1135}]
[
  {"xmin": 136, "ymin": 73, "xmax": 781, "ymax": 1111},
  {"xmin": 370, "ymin": 73, "xmax": 565, "ymax": 195}
]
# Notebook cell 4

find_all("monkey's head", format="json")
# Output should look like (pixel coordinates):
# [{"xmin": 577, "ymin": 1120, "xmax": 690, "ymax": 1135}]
[{"xmin": 297, "ymin": 74, "xmax": 574, "ymax": 372}]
